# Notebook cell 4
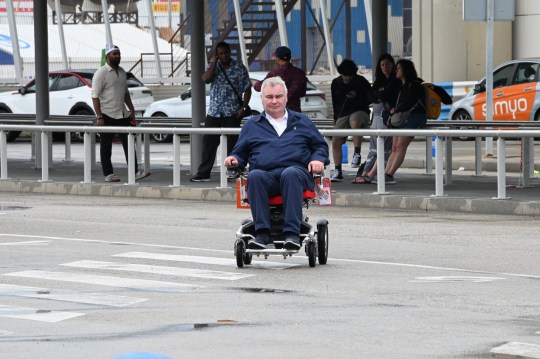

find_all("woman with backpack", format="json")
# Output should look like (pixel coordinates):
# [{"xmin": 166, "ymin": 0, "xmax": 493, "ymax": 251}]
[{"xmin": 381, "ymin": 59, "xmax": 426, "ymax": 184}]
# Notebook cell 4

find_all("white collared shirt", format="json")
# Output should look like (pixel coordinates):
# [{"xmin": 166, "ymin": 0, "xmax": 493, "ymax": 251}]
[{"xmin": 265, "ymin": 111, "xmax": 288, "ymax": 136}]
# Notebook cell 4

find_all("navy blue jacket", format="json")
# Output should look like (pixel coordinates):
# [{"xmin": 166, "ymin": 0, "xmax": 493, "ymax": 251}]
[{"xmin": 230, "ymin": 110, "xmax": 330, "ymax": 172}]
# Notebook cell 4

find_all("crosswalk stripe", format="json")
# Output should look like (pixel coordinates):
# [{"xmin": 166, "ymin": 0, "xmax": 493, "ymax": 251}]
[
  {"xmin": 0, "ymin": 304, "xmax": 84, "ymax": 323},
  {"xmin": 4, "ymin": 270, "xmax": 203, "ymax": 293},
  {"xmin": 0, "ymin": 284, "xmax": 147, "ymax": 307},
  {"xmin": 0, "ymin": 330, "xmax": 13, "ymax": 336},
  {"xmin": 112, "ymin": 251, "xmax": 299, "ymax": 269},
  {"xmin": 61, "ymin": 260, "xmax": 254, "ymax": 281}
]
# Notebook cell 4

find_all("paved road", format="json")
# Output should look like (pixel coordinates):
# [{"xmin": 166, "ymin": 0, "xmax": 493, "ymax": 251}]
[{"xmin": 0, "ymin": 193, "xmax": 539, "ymax": 358}]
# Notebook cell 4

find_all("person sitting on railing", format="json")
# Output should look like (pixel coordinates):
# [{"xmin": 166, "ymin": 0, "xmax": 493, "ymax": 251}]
[{"xmin": 224, "ymin": 77, "xmax": 329, "ymax": 250}]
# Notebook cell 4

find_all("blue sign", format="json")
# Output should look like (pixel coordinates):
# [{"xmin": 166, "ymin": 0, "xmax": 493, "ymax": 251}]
[{"xmin": 0, "ymin": 34, "xmax": 31, "ymax": 49}]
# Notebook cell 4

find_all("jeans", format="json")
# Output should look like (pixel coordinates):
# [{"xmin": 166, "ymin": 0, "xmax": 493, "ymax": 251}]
[{"xmin": 100, "ymin": 114, "xmax": 138, "ymax": 176}]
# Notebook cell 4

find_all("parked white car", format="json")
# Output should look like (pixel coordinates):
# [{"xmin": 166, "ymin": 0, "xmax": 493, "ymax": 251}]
[
  {"xmin": 0, "ymin": 69, "xmax": 154, "ymax": 142},
  {"xmin": 143, "ymin": 72, "xmax": 328, "ymax": 142}
]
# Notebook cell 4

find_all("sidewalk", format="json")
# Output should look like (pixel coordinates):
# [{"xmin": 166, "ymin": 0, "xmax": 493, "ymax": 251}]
[{"xmin": 1, "ymin": 140, "xmax": 539, "ymax": 216}]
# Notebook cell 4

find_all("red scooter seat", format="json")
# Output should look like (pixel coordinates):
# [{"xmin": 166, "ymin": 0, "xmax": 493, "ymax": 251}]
[{"xmin": 268, "ymin": 190, "xmax": 317, "ymax": 206}]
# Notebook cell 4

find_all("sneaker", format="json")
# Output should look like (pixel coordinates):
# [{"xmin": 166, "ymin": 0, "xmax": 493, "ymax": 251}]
[
  {"xmin": 190, "ymin": 174, "xmax": 210, "ymax": 182},
  {"xmin": 135, "ymin": 170, "xmax": 151, "ymax": 180},
  {"xmin": 351, "ymin": 153, "xmax": 361, "ymax": 168},
  {"xmin": 330, "ymin": 169, "xmax": 343, "ymax": 182},
  {"xmin": 372, "ymin": 174, "xmax": 396, "ymax": 184},
  {"xmin": 105, "ymin": 174, "xmax": 120, "ymax": 182},
  {"xmin": 248, "ymin": 233, "xmax": 271, "ymax": 250},
  {"xmin": 283, "ymin": 233, "xmax": 301, "ymax": 250}
]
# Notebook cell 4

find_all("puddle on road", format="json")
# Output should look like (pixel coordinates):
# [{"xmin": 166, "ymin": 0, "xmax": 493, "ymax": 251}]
[{"xmin": 235, "ymin": 287, "xmax": 294, "ymax": 294}]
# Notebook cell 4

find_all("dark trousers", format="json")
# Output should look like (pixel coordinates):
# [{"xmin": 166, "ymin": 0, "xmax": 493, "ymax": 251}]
[
  {"xmin": 100, "ymin": 115, "xmax": 138, "ymax": 176},
  {"xmin": 247, "ymin": 167, "xmax": 314, "ymax": 235},
  {"xmin": 196, "ymin": 115, "xmax": 241, "ymax": 178}
]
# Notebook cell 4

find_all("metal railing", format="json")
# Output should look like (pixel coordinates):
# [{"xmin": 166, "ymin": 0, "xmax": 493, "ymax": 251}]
[{"xmin": 1, "ymin": 123, "xmax": 539, "ymax": 200}]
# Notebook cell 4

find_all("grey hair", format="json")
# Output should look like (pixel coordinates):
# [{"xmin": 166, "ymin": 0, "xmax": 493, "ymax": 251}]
[{"xmin": 260, "ymin": 76, "xmax": 288, "ymax": 96}]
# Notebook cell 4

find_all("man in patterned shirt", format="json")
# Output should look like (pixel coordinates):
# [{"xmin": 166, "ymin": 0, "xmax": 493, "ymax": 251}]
[
  {"xmin": 253, "ymin": 46, "xmax": 307, "ymax": 112},
  {"xmin": 190, "ymin": 41, "xmax": 252, "ymax": 182}
]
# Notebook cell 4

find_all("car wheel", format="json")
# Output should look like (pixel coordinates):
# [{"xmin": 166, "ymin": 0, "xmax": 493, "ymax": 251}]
[
  {"xmin": 73, "ymin": 109, "xmax": 94, "ymax": 142},
  {"xmin": 0, "ymin": 108, "xmax": 20, "ymax": 142},
  {"xmin": 150, "ymin": 112, "xmax": 173, "ymax": 143},
  {"xmin": 452, "ymin": 109, "xmax": 474, "ymax": 141}
]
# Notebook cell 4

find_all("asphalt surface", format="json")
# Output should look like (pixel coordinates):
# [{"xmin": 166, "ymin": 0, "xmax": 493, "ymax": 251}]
[{"xmin": 1, "ymin": 139, "xmax": 539, "ymax": 217}]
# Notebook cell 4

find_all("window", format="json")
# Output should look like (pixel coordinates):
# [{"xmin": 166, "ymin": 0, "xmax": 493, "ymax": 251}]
[{"xmin": 512, "ymin": 63, "xmax": 538, "ymax": 85}]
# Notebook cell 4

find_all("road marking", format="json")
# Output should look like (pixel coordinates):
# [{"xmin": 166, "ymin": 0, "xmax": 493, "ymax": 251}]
[
  {"xmin": 2, "ymin": 234, "xmax": 539, "ymax": 280},
  {"xmin": 4, "ymin": 270, "xmax": 203, "ymax": 293},
  {"xmin": 0, "ymin": 283, "xmax": 147, "ymax": 307},
  {"xmin": 0, "ymin": 330, "xmax": 13, "ymax": 336},
  {"xmin": 61, "ymin": 260, "xmax": 254, "ymax": 281},
  {"xmin": 0, "ymin": 240, "xmax": 51, "ymax": 246},
  {"xmin": 490, "ymin": 342, "xmax": 540, "ymax": 358},
  {"xmin": 409, "ymin": 276, "xmax": 506, "ymax": 283},
  {"xmin": 0, "ymin": 304, "xmax": 84, "ymax": 323},
  {"xmin": 113, "ymin": 251, "xmax": 299, "ymax": 269}
]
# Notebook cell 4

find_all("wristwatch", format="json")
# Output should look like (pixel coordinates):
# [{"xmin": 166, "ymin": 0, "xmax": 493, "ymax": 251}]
[{"xmin": 96, "ymin": 115, "xmax": 103, "ymax": 119}]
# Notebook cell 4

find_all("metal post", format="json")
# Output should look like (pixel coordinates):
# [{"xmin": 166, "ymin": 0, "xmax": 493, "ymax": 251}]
[
  {"xmin": 146, "ymin": 0, "xmax": 163, "ymax": 78},
  {"xmin": 127, "ymin": 133, "xmax": 136, "ymax": 185},
  {"xmin": 374, "ymin": 136, "xmax": 387, "ymax": 194},
  {"xmin": 434, "ymin": 136, "xmax": 444, "ymax": 197},
  {"xmin": 219, "ymin": 135, "xmax": 228, "ymax": 188},
  {"xmin": 101, "ymin": 0, "xmax": 113, "ymax": 45},
  {"xmin": 425, "ymin": 136, "xmax": 432, "ymax": 174},
  {"xmin": 144, "ymin": 133, "xmax": 151, "ymax": 173},
  {"xmin": 55, "ymin": 0, "xmax": 69, "ymax": 69},
  {"xmin": 474, "ymin": 136, "xmax": 482, "ymax": 175},
  {"xmin": 522, "ymin": 137, "xmax": 531, "ymax": 187},
  {"xmin": 190, "ymin": 0, "xmax": 205, "ymax": 175},
  {"xmin": 83, "ymin": 132, "xmax": 92, "ymax": 183},
  {"xmin": 64, "ymin": 132, "xmax": 71, "ymax": 161},
  {"xmin": 0, "ymin": 130, "xmax": 8, "ymax": 179},
  {"xmin": 274, "ymin": 0, "xmax": 289, "ymax": 47},
  {"xmin": 41, "ymin": 131, "xmax": 49, "ymax": 181},
  {"xmin": 485, "ymin": 0, "xmax": 494, "ymax": 156},
  {"xmin": 444, "ymin": 136, "xmax": 453, "ymax": 185},
  {"xmin": 233, "ymin": 0, "xmax": 249, "ymax": 67},
  {"xmin": 6, "ymin": 0, "xmax": 23, "ymax": 82},
  {"xmin": 495, "ymin": 137, "xmax": 507, "ymax": 199},
  {"xmin": 173, "ymin": 134, "xmax": 181, "ymax": 187},
  {"xmin": 318, "ymin": 0, "xmax": 336, "ymax": 75}
]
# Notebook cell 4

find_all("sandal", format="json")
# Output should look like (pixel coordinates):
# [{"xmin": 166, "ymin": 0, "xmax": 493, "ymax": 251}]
[{"xmin": 351, "ymin": 176, "xmax": 372, "ymax": 184}]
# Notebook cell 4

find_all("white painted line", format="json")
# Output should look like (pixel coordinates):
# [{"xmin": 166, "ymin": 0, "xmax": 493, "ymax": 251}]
[
  {"xmin": 2, "ymin": 234, "xmax": 539, "ymax": 280},
  {"xmin": 0, "ymin": 283, "xmax": 147, "ymax": 307},
  {"xmin": 0, "ymin": 330, "xmax": 13, "ymax": 336},
  {"xmin": 4, "ymin": 270, "xmax": 203, "ymax": 293},
  {"xmin": 113, "ymin": 252, "xmax": 299, "ymax": 269},
  {"xmin": 0, "ymin": 241, "xmax": 51, "ymax": 246},
  {"xmin": 61, "ymin": 260, "xmax": 254, "ymax": 281},
  {"xmin": 490, "ymin": 342, "xmax": 540, "ymax": 358},
  {"xmin": 0, "ymin": 304, "xmax": 84, "ymax": 323},
  {"xmin": 409, "ymin": 276, "xmax": 506, "ymax": 283}
]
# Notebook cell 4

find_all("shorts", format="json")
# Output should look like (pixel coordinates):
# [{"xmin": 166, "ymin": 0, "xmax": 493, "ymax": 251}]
[
  {"xmin": 402, "ymin": 112, "xmax": 427, "ymax": 129},
  {"xmin": 334, "ymin": 111, "xmax": 370, "ymax": 139}
]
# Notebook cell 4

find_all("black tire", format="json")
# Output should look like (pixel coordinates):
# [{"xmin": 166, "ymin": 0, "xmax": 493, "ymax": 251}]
[
  {"xmin": 452, "ymin": 109, "xmax": 474, "ymax": 141},
  {"xmin": 307, "ymin": 241, "xmax": 316, "ymax": 267},
  {"xmin": 317, "ymin": 222, "xmax": 329, "ymax": 265},
  {"xmin": 150, "ymin": 112, "xmax": 172, "ymax": 143},
  {"xmin": 235, "ymin": 241, "xmax": 244, "ymax": 268},
  {"xmin": 0, "ymin": 108, "xmax": 20, "ymax": 142},
  {"xmin": 243, "ymin": 253, "xmax": 252, "ymax": 265},
  {"xmin": 72, "ymin": 108, "xmax": 94, "ymax": 142},
  {"xmin": 6, "ymin": 130, "xmax": 21, "ymax": 142}
]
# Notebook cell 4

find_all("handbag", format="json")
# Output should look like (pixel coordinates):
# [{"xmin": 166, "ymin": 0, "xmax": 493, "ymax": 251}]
[
  {"xmin": 219, "ymin": 63, "xmax": 251, "ymax": 115},
  {"xmin": 390, "ymin": 110, "xmax": 411, "ymax": 128}
]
